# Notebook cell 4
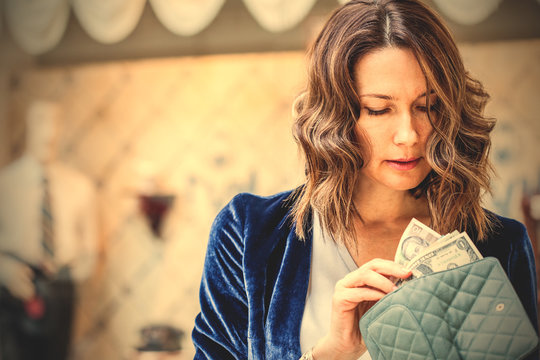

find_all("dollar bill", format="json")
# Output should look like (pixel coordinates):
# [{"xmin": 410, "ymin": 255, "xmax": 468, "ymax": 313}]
[
  {"xmin": 438, "ymin": 230, "xmax": 460, "ymax": 242},
  {"xmin": 405, "ymin": 232, "xmax": 483, "ymax": 279},
  {"xmin": 394, "ymin": 218, "xmax": 441, "ymax": 266}
]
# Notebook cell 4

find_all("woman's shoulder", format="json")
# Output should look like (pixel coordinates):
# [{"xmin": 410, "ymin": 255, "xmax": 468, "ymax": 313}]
[
  {"xmin": 211, "ymin": 188, "xmax": 301, "ymax": 242},
  {"xmin": 477, "ymin": 210, "xmax": 531, "ymax": 262},
  {"xmin": 217, "ymin": 188, "xmax": 299, "ymax": 224},
  {"xmin": 485, "ymin": 211, "xmax": 528, "ymax": 243},
  {"xmin": 207, "ymin": 188, "xmax": 304, "ymax": 269},
  {"xmin": 229, "ymin": 188, "xmax": 297, "ymax": 208}
]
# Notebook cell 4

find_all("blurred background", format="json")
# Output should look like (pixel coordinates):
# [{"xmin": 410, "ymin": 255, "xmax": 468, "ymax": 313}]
[{"xmin": 0, "ymin": 0, "xmax": 538, "ymax": 359}]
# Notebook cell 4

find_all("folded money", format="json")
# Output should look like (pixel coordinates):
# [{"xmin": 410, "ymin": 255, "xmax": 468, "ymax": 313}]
[
  {"xmin": 394, "ymin": 218, "xmax": 440, "ymax": 266},
  {"xmin": 395, "ymin": 219, "xmax": 483, "ymax": 283}
]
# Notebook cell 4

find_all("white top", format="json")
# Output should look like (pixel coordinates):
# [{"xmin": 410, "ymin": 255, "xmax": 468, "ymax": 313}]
[
  {"xmin": 300, "ymin": 212, "xmax": 372, "ymax": 360},
  {"xmin": 0, "ymin": 154, "xmax": 97, "ymax": 280}
]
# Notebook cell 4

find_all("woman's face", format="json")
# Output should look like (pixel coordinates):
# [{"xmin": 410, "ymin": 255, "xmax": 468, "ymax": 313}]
[{"xmin": 354, "ymin": 47, "xmax": 436, "ymax": 192}]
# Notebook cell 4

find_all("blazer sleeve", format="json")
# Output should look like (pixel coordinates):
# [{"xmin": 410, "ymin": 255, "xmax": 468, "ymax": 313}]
[
  {"xmin": 507, "ymin": 221, "xmax": 539, "ymax": 334},
  {"xmin": 192, "ymin": 195, "xmax": 249, "ymax": 360}
]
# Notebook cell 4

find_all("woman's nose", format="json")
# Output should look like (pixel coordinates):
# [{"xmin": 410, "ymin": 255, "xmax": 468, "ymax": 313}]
[{"xmin": 393, "ymin": 111, "xmax": 419, "ymax": 146}]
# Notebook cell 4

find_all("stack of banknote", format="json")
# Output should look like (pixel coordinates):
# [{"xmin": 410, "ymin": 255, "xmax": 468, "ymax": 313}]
[{"xmin": 394, "ymin": 218, "xmax": 483, "ymax": 281}]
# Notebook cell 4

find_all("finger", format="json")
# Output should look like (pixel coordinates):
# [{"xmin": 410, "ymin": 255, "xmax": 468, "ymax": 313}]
[
  {"xmin": 339, "ymin": 270, "xmax": 397, "ymax": 294},
  {"xmin": 11, "ymin": 281, "xmax": 35, "ymax": 301},
  {"xmin": 360, "ymin": 258, "xmax": 411, "ymax": 278},
  {"xmin": 22, "ymin": 265, "xmax": 34, "ymax": 279},
  {"xmin": 15, "ymin": 268, "xmax": 36, "ymax": 299},
  {"xmin": 15, "ymin": 268, "xmax": 33, "ymax": 285},
  {"xmin": 334, "ymin": 287, "xmax": 387, "ymax": 306}
]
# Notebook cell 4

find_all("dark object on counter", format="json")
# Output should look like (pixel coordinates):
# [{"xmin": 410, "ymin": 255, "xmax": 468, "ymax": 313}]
[{"xmin": 136, "ymin": 324, "xmax": 184, "ymax": 352}]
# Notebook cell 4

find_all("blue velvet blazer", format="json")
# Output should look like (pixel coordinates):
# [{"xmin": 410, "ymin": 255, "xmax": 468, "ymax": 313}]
[{"xmin": 192, "ymin": 189, "xmax": 538, "ymax": 359}]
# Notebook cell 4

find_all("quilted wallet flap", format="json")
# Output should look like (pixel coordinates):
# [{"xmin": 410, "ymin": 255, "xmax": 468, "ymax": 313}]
[
  {"xmin": 360, "ymin": 257, "xmax": 538, "ymax": 360},
  {"xmin": 365, "ymin": 305, "xmax": 436, "ymax": 360}
]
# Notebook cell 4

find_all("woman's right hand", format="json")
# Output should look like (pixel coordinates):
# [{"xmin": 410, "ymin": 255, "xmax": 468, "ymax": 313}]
[
  {"xmin": 0, "ymin": 256, "xmax": 35, "ymax": 301},
  {"xmin": 312, "ymin": 258, "xmax": 411, "ymax": 360}
]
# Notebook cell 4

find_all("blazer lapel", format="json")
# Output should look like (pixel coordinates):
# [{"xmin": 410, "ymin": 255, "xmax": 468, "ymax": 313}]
[{"xmin": 264, "ymin": 218, "xmax": 313, "ymax": 359}]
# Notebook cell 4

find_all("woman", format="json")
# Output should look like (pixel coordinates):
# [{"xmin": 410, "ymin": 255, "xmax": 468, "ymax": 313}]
[{"xmin": 192, "ymin": 0, "xmax": 538, "ymax": 359}]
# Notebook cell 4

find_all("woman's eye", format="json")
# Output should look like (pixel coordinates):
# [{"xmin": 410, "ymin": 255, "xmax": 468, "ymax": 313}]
[
  {"xmin": 417, "ymin": 101, "xmax": 439, "ymax": 113},
  {"xmin": 366, "ymin": 108, "xmax": 390, "ymax": 116}
]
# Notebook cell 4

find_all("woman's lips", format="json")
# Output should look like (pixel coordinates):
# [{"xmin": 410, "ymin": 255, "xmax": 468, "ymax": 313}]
[{"xmin": 386, "ymin": 158, "xmax": 421, "ymax": 171}]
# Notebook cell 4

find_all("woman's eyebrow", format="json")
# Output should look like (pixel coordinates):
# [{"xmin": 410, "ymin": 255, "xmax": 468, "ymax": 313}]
[
  {"xmin": 416, "ymin": 91, "xmax": 438, "ymax": 100},
  {"xmin": 359, "ymin": 90, "xmax": 436, "ymax": 101},
  {"xmin": 359, "ymin": 94, "xmax": 395, "ymax": 100}
]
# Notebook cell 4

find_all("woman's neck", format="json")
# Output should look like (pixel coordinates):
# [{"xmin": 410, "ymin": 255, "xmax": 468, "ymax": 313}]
[{"xmin": 353, "ymin": 184, "xmax": 429, "ymax": 226}]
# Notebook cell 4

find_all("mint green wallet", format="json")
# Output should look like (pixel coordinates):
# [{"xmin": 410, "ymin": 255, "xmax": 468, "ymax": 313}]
[{"xmin": 359, "ymin": 257, "xmax": 538, "ymax": 360}]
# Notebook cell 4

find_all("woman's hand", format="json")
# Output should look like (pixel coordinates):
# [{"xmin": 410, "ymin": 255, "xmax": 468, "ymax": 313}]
[
  {"xmin": 312, "ymin": 258, "xmax": 411, "ymax": 360},
  {"xmin": 0, "ymin": 256, "xmax": 35, "ymax": 301}
]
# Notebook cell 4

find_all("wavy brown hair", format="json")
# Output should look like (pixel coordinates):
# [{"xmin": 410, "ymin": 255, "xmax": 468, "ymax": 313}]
[{"xmin": 291, "ymin": 0, "xmax": 496, "ymax": 248}]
